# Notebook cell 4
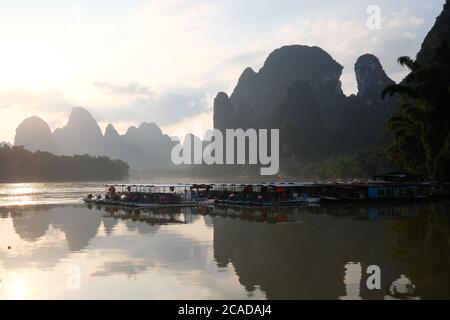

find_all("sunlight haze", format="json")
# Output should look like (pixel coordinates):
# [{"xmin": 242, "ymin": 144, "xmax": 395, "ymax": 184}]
[{"xmin": 0, "ymin": 0, "xmax": 445, "ymax": 142}]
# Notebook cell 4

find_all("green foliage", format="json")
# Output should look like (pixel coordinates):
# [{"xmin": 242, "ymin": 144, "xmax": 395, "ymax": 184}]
[
  {"xmin": 287, "ymin": 144, "xmax": 395, "ymax": 180},
  {"xmin": 382, "ymin": 40, "xmax": 450, "ymax": 181},
  {"xmin": 0, "ymin": 145, "xmax": 129, "ymax": 182}
]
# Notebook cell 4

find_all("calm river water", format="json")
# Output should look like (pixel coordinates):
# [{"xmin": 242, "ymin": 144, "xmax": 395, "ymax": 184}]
[{"xmin": 0, "ymin": 182, "xmax": 449, "ymax": 299}]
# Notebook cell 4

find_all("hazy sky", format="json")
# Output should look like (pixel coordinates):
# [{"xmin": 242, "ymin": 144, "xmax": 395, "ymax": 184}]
[{"xmin": 0, "ymin": 0, "xmax": 446, "ymax": 142}]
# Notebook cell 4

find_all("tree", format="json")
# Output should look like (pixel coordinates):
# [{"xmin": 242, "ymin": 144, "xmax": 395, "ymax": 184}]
[
  {"xmin": 0, "ymin": 146, "xmax": 129, "ymax": 182},
  {"xmin": 382, "ymin": 40, "xmax": 450, "ymax": 181}
]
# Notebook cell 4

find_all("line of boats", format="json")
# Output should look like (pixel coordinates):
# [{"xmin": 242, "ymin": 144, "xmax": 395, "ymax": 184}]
[
  {"xmin": 83, "ymin": 183, "xmax": 321, "ymax": 208},
  {"xmin": 83, "ymin": 181, "xmax": 450, "ymax": 209}
]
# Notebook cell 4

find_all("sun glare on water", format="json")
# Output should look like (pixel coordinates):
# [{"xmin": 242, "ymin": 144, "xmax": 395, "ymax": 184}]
[
  {"xmin": 10, "ymin": 185, "xmax": 36, "ymax": 195},
  {"xmin": 9, "ymin": 279, "xmax": 30, "ymax": 300},
  {"xmin": 0, "ymin": 184, "xmax": 40, "ymax": 206}
]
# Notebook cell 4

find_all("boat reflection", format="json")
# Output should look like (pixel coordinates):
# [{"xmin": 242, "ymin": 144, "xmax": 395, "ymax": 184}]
[
  {"xmin": 93, "ymin": 205, "xmax": 190, "ymax": 225},
  {"xmin": 0, "ymin": 201, "xmax": 448, "ymax": 299},
  {"xmin": 86, "ymin": 203, "xmax": 310, "ymax": 225}
]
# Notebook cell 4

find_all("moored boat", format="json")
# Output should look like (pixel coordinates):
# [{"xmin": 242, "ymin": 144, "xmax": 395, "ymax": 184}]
[
  {"xmin": 83, "ymin": 184, "xmax": 216, "ymax": 208},
  {"xmin": 83, "ymin": 180, "xmax": 447, "ymax": 209}
]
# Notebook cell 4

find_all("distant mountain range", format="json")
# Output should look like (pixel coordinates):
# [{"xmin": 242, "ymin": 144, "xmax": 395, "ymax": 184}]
[
  {"xmin": 13, "ymin": 0, "xmax": 449, "ymax": 175},
  {"xmin": 214, "ymin": 45, "xmax": 396, "ymax": 170},
  {"xmin": 14, "ymin": 45, "xmax": 394, "ymax": 169},
  {"xmin": 14, "ymin": 107, "xmax": 176, "ymax": 170},
  {"xmin": 12, "ymin": 48, "xmax": 398, "ymax": 173}
]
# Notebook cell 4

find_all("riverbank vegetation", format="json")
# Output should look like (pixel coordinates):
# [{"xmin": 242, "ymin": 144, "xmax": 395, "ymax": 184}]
[
  {"xmin": 382, "ymin": 40, "xmax": 450, "ymax": 181},
  {"xmin": 0, "ymin": 145, "xmax": 129, "ymax": 182},
  {"xmin": 302, "ymin": 41, "xmax": 450, "ymax": 182}
]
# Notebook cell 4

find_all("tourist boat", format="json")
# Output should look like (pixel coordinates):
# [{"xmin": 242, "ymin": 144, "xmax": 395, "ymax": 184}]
[
  {"xmin": 296, "ymin": 195, "xmax": 321, "ymax": 203},
  {"xmin": 83, "ymin": 184, "xmax": 210, "ymax": 208},
  {"xmin": 195, "ymin": 198, "xmax": 216, "ymax": 205},
  {"xmin": 210, "ymin": 182, "xmax": 322, "ymax": 207},
  {"xmin": 83, "ymin": 196, "xmax": 198, "ymax": 208},
  {"xmin": 94, "ymin": 181, "xmax": 439, "ymax": 207},
  {"xmin": 84, "ymin": 183, "xmax": 324, "ymax": 208},
  {"xmin": 189, "ymin": 184, "xmax": 216, "ymax": 205},
  {"xmin": 83, "ymin": 180, "xmax": 446, "ymax": 209}
]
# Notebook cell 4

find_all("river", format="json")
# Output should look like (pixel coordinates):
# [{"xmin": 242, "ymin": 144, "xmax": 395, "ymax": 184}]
[{"xmin": 0, "ymin": 182, "xmax": 449, "ymax": 299}]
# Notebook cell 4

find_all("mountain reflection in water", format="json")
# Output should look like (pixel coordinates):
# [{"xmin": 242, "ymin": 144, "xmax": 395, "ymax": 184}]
[{"xmin": 0, "ymin": 202, "xmax": 449, "ymax": 299}]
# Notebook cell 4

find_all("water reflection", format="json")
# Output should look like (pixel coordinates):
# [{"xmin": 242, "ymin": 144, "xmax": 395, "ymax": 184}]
[
  {"xmin": 0, "ymin": 201, "xmax": 449, "ymax": 299},
  {"xmin": 386, "ymin": 275, "xmax": 418, "ymax": 300},
  {"xmin": 95, "ymin": 205, "xmax": 191, "ymax": 225},
  {"xmin": 340, "ymin": 262, "xmax": 363, "ymax": 300},
  {"xmin": 0, "ymin": 182, "xmax": 107, "ymax": 206}
]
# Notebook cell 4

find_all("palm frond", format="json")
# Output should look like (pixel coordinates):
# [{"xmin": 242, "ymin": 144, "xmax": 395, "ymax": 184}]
[
  {"xmin": 398, "ymin": 56, "xmax": 420, "ymax": 71},
  {"xmin": 382, "ymin": 84, "xmax": 416, "ymax": 99}
]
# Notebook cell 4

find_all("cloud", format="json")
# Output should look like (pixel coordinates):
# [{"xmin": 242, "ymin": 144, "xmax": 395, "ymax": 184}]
[
  {"xmin": 91, "ymin": 259, "xmax": 150, "ymax": 278},
  {"xmin": 385, "ymin": 9, "xmax": 425, "ymax": 29},
  {"xmin": 0, "ymin": 0, "xmax": 444, "ymax": 143},
  {"xmin": 181, "ymin": 6, "xmax": 431, "ymax": 97},
  {"xmin": 0, "ymin": 82, "xmax": 211, "ymax": 142},
  {"xmin": 270, "ymin": 8, "xmax": 428, "ymax": 94},
  {"xmin": 94, "ymin": 81, "xmax": 153, "ymax": 98},
  {"xmin": 0, "ymin": 88, "xmax": 73, "ymax": 114},
  {"xmin": 0, "ymin": 88, "xmax": 74, "ymax": 142},
  {"xmin": 91, "ymin": 82, "xmax": 210, "ymax": 128}
]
